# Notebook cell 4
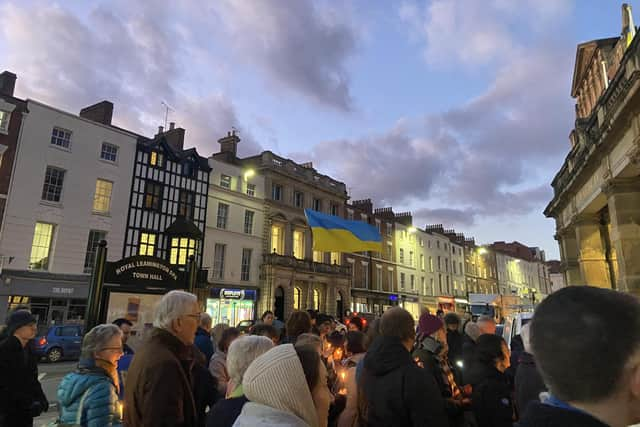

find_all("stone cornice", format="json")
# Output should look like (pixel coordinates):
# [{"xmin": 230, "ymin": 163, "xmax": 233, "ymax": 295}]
[{"xmin": 601, "ymin": 177, "xmax": 640, "ymax": 195}]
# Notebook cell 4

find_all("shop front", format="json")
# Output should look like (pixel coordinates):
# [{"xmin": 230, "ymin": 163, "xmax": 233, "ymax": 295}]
[
  {"xmin": 437, "ymin": 296, "xmax": 456, "ymax": 313},
  {"xmin": 400, "ymin": 294, "xmax": 421, "ymax": 321},
  {"xmin": 420, "ymin": 295, "xmax": 439, "ymax": 316},
  {"xmin": 351, "ymin": 290, "xmax": 399, "ymax": 317},
  {"xmin": 0, "ymin": 270, "xmax": 89, "ymax": 331},
  {"xmin": 206, "ymin": 287, "xmax": 258, "ymax": 327}
]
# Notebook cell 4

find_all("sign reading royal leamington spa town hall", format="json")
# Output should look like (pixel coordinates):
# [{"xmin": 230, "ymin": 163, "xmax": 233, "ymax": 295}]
[{"xmin": 104, "ymin": 256, "xmax": 182, "ymax": 288}]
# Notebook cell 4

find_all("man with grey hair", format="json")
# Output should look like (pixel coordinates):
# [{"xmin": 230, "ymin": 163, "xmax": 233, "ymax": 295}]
[
  {"xmin": 477, "ymin": 315, "xmax": 497, "ymax": 335},
  {"xmin": 514, "ymin": 323, "xmax": 547, "ymax": 416},
  {"xmin": 124, "ymin": 290, "xmax": 200, "ymax": 427},
  {"xmin": 206, "ymin": 335, "xmax": 273, "ymax": 427},
  {"xmin": 195, "ymin": 312, "xmax": 214, "ymax": 362}
]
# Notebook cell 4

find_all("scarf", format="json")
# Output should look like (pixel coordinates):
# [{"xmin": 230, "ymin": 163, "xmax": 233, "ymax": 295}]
[{"xmin": 95, "ymin": 358, "xmax": 120, "ymax": 394}]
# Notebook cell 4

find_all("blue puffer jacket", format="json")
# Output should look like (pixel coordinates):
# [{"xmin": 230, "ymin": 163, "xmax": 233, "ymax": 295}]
[{"xmin": 57, "ymin": 360, "xmax": 122, "ymax": 427}]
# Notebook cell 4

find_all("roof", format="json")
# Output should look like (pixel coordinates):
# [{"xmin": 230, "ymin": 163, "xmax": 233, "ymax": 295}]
[
  {"xmin": 571, "ymin": 37, "xmax": 619, "ymax": 97},
  {"xmin": 138, "ymin": 135, "xmax": 211, "ymax": 171},
  {"xmin": 164, "ymin": 217, "xmax": 204, "ymax": 239}
]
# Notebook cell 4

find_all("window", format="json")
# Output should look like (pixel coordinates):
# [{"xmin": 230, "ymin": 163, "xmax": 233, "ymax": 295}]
[
  {"xmin": 294, "ymin": 287, "xmax": 302, "ymax": 310},
  {"xmin": 420, "ymin": 254, "xmax": 425, "ymax": 271},
  {"xmin": 293, "ymin": 230, "xmax": 304, "ymax": 259},
  {"xmin": 313, "ymin": 289, "xmax": 320, "ymax": 310},
  {"xmin": 331, "ymin": 203, "xmax": 339, "ymax": 216},
  {"xmin": 220, "ymin": 174, "xmax": 232, "ymax": 189},
  {"xmin": 347, "ymin": 210, "xmax": 354, "ymax": 220},
  {"xmin": 29, "ymin": 222, "xmax": 54, "ymax": 270},
  {"xmin": 213, "ymin": 243, "xmax": 226, "ymax": 279},
  {"xmin": 313, "ymin": 198, "xmax": 321, "ymax": 211},
  {"xmin": 139, "ymin": 233, "xmax": 156, "ymax": 256},
  {"xmin": 313, "ymin": 251, "xmax": 323, "ymax": 263},
  {"xmin": 386, "ymin": 223, "xmax": 392, "ymax": 237},
  {"xmin": 419, "ymin": 238, "xmax": 424, "ymax": 247},
  {"xmin": 453, "ymin": 262, "xmax": 457, "ymax": 274},
  {"xmin": 244, "ymin": 210, "xmax": 254, "ymax": 234},
  {"xmin": 83, "ymin": 230, "xmax": 106, "ymax": 273},
  {"xmin": 400, "ymin": 273, "xmax": 405, "ymax": 289},
  {"xmin": 438, "ymin": 274, "xmax": 443, "ymax": 293},
  {"xmin": 272, "ymin": 184, "xmax": 283, "ymax": 201},
  {"xmin": 430, "ymin": 278, "xmax": 434, "ymax": 295},
  {"xmin": 410, "ymin": 275, "xmax": 415, "ymax": 290},
  {"xmin": 143, "ymin": 181, "xmax": 163, "ymax": 211},
  {"xmin": 92, "ymin": 179, "xmax": 113, "ymax": 214},
  {"xmin": 0, "ymin": 110, "xmax": 10, "ymax": 134},
  {"xmin": 241, "ymin": 248, "xmax": 252, "ymax": 281},
  {"xmin": 271, "ymin": 225, "xmax": 284, "ymax": 254},
  {"xmin": 217, "ymin": 203, "xmax": 229, "ymax": 229},
  {"xmin": 445, "ymin": 258, "xmax": 449, "ymax": 272},
  {"xmin": 330, "ymin": 252, "xmax": 340, "ymax": 265},
  {"xmin": 428, "ymin": 240, "xmax": 432, "ymax": 248},
  {"xmin": 421, "ymin": 277, "xmax": 426, "ymax": 295},
  {"xmin": 387, "ymin": 244, "xmax": 393, "ymax": 260},
  {"xmin": 182, "ymin": 162, "xmax": 194, "ymax": 177},
  {"xmin": 246, "ymin": 183, "xmax": 256, "ymax": 197},
  {"xmin": 438, "ymin": 256, "xmax": 441, "ymax": 271},
  {"xmin": 376, "ymin": 267, "xmax": 382, "ymax": 290},
  {"xmin": 294, "ymin": 191, "xmax": 304, "ymax": 208},
  {"xmin": 388, "ymin": 270, "xmax": 394, "ymax": 290},
  {"xmin": 437, "ymin": 241, "xmax": 441, "ymax": 249},
  {"xmin": 409, "ymin": 251, "xmax": 414, "ymax": 267},
  {"xmin": 170, "ymin": 237, "xmax": 196, "ymax": 265},
  {"xmin": 362, "ymin": 262, "xmax": 369, "ymax": 288},
  {"xmin": 446, "ymin": 276, "xmax": 450, "ymax": 293},
  {"xmin": 41, "ymin": 166, "xmax": 65, "ymax": 202},
  {"xmin": 100, "ymin": 143, "xmax": 118, "ymax": 162},
  {"xmin": 429, "ymin": 257, "xmax": 434, "ymax": 272},
  {"xmin": 149, "ymin": 151, "xmax": 164, "ymax": 167},
  {"xmin": 460, "ymin": 262, "xmax": 463, "ymax": 275},
  {"xmin": 178, "ymin": 191, "xmax": 195, "ymax": 219},
  {"xmin": 50, "ymin": 127, "xmax": 71, "ymax": 149},
  {"xmin": 399, "ymin": 248, "xmax": 404, "ymax": 264}
]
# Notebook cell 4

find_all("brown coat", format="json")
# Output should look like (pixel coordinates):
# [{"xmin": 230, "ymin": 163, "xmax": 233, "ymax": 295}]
[{"xmin": 124, "ymin": 328, "xmax": 197, "ymax": 427}]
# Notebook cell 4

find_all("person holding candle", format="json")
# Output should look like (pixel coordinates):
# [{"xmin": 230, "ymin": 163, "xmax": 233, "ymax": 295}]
[
  {"xmin": 337, "ymin": 331, "xmax": 367, "ymax": 427},
  {"xmin": 57, "ymin": 324, "xmax": 124, "ymax": 426}
]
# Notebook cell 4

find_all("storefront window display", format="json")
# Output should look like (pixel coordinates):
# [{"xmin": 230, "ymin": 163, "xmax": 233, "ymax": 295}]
[
  {"xmin": 206, "ymin": 288, "xmax": 256, "ymax": 328},
  {"xmin": 105, "ymin": 292, "xmax": 163, "ymax": 351}
]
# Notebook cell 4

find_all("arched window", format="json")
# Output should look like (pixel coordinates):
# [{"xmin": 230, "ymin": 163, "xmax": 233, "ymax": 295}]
[
  {"xmin": 294, "ymin": 287, "xmax": 302, "ymax": 310},
  {"xmin": 313, "ymin": 289, "xmax": 320, "ymax": 311}
]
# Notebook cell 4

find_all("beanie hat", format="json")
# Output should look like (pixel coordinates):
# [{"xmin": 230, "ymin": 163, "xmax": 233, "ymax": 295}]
[
  {"xmin": 316, "ymin": 313, "xmax": 333, "ymax": 326},
  {"xmin": 418, "ymin": 313, "xmax": 443, "ymax": 337},
  {"xmin": 7, "ymin": 310, "xmax": 37, "ymax": 334},
  {"xmin": 243, "ymin": 344, "xmax": 318, "ymax": 427}
]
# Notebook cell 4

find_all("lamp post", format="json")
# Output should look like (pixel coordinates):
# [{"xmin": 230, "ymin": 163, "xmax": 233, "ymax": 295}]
[{"xmin": 86, "ymin": 240, "xmax": 108, "ymax": 331}]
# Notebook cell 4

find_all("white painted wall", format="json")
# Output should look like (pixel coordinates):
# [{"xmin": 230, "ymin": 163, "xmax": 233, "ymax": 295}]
[{"xmin": 0, "ymin": 100, "xmax": 137, "ymax": 272}]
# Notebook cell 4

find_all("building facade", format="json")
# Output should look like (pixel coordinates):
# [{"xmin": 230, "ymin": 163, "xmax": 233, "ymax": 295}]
[
  {"xmin": 201, "ymin": 134, "xmax": 266, "ymax": 326},
  {"xmin": 546, "ymin": 260, "xmax": 566, "ymax": 292},
  {"xmin": 238, "ymin": 150, "xmax": 351, "ymax": 321},
  {"xmin": 491, "ymin": 242, "xmax": 551, "ymax": 304},
  {"xmin": 0, "ymin": 98, "xmax": 138, "ymax": 325},
  {"xmin": 463, "ymin": 241, "xmax": 499, "ymax": 295},
  {"xmin": 545, "ymin": 5, "xmax": 640, "ymax": 295}
]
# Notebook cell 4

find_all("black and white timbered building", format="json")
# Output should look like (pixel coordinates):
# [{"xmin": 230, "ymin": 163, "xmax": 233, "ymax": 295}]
[{"xmin": 123, "ymin": 124, "xmax": 211, "ymax": 269}]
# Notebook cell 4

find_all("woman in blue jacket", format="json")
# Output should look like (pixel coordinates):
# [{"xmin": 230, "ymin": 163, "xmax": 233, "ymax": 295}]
[{"xmin": 57, "ymin": 324, "xmax": 124, "ymax": 426}]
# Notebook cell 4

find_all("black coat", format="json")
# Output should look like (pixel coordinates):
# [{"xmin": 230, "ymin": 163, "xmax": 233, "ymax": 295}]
[
  {"xmin": 206, "ymin": 396, "xmax": 248, "ymax": 427},
  {"xmin": 519, "ymin": 401, "xmax": 610, "ymax": 427},
  {"xmin": 446, "ymin": 330, "xmax": 463, "ymax": 366},
  {"xmin": 0, "ymin": 335, "xmax": 48, "ymax": 427},
  {"xmin": 515, "ymin": 352, "xmax": 547, "ymax": 416},
  {"xmin": 361, "ymin": 336, "xmax": 448, "ymax": 427},
  {"xmin": 460, "ymin": 334, "xmax": 477, "ymax": 384},
  {"xmin": 192, "ymin": 346, "xmax": 219, "ymax": 427},
  {"xmin": 470, "ymin": 365, "xmax": 513, "ymax": 427}
]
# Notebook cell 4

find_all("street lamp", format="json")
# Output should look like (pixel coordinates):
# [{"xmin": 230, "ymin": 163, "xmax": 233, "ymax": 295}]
[
  {"xmin": 243, "ymin": 169, "xmax": 255, "ymax": 180},
  {"xmin": 477, "ymin": 247, "xmax": 487, "ymax": 255},
  {"xmin": 407, "ymin": 226, "xmax": 417, "ymax": 234}
]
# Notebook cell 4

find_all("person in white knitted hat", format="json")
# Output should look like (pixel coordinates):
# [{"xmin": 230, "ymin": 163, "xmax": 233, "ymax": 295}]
[{"xmin": 232, "ymin": 343, "xmax": 332, "ymax": 427}]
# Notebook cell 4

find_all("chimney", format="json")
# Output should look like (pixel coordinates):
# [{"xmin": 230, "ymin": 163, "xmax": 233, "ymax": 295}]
[
  {"xmin": 163, "ymin": 127, "xmax": 186, "ymax": 151},
  {"xmin": 169, "ymin": 122, "xmax": 175, "ymax": 130},
  {"xmin": 218, "ymin": 130, "xmax": 241, "ymax": 157},
  {"xmin": 157, "ymin": 126, "xmax": 164, "ymax": 135},
  {"xmin": 79, "ymin": 100, "xmax": 114, "ymax": 125},
  {"xmin": 0, "ymin": 71, "xmax": 17, "ymax": 97}
]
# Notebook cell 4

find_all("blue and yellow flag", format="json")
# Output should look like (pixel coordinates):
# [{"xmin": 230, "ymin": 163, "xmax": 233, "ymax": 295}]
[{"xmin": 304, "ymin": 209, "xmax": 382, "ymax": 252}]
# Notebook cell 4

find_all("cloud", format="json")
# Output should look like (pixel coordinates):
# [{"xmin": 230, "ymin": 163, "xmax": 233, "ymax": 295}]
[
  {"xmin": 0, "ymin": 1, "xmax": 261, "ymax": 156},
  {"xmin": 413, "ymin": 207, "xmax": 478, "ymax": 227},
  {"xmin": 212, "ymin": 0, "xmax": 358, "ymax": 111}
]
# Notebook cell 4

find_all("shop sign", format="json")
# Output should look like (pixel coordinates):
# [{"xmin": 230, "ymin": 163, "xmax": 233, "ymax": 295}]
[
  {"xmin": 211, "ymin": 288, "xmax": 257, "ymax": 300},
  {"xmin": 52, "ymin": 287, "xmax": 74, "ymax": 295},
  {"xmin": 105, "ymin": 256, "xmax": 181, "ymax": 288}
]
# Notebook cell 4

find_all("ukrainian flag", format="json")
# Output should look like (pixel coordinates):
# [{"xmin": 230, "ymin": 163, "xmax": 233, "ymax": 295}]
[{"xmin": 304, "ymin": 209, "xmax": 382, "ymax": 252}]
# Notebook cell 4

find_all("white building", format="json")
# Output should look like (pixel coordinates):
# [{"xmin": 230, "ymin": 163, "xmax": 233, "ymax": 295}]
[
  {"xmin": 394, "ymin": 218, "xmax": 421, "ymax": 319},
  {"xmin": 202, "ymin": 134, "xmax": 266, "ymax": 326},
  {"xmin": 0, "ymin": 100, "xmax": 138, "ymax": 325},
  {"xmin": 495, "ymin": 252, "xmax": 548, "ymax": 303}
]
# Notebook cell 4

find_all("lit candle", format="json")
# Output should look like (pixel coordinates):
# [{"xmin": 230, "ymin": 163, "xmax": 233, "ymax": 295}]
[{"xmin": 118, "ymin": 401, "xmax": 124, "ymax": 420}]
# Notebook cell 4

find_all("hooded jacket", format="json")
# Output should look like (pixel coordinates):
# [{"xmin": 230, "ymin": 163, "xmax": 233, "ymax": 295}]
[
  {"xmin": 519, "ymin": 401, "xmax": 610, "ymax": 427},
  {"xmin": 515, "ymin": 352, "xmax": 547, "ymax": 416},
  {"xmin": 361, "ymin": 336, "xmax": 448, "ymax": 427},
  {"xmin": 233, "ymin": 344, "xmax": 318, "ymax": 427},
  {"xmin": 57, "ymin": 359, "xmax": 122, "ymax": 427},
  {"xmin": 470, "ymin": 365, "xmax": 513, "ymax": 427}
]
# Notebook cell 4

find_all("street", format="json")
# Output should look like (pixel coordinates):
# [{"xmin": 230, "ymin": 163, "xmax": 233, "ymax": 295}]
[{"xmin": 34, "ymin": 360, "xmax": 77, "ymax": 426}]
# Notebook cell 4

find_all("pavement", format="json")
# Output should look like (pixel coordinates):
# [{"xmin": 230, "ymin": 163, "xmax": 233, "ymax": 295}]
[{"xmin": 33, "ymin": 360, "xmax": 77, "ymax": 426}]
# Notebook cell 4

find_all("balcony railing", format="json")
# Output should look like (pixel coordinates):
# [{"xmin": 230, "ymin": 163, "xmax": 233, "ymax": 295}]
[{"xmin": 263, "ymin": 253, "xmax": 351, "ymax": 276}]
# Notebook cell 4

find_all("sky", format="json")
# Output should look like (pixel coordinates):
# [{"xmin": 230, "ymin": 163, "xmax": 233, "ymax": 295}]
[{"xmin": 0, "ymin": 0, "xmax": 635, "ymax": 259}]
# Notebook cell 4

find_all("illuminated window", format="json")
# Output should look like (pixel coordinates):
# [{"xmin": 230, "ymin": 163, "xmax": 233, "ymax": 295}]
[
  {"xmin": 220, "ymin": 174, "xmax": 232, "ymax": 189},
  {"xmin": 429, "ymin": 257, "xmax": 434, "ymax": 272},
  {"xmin": 92, "ymin": 179, "xmax": 113, "ymax": 214},
  {"xmin": 420, "ymin": 254, "xmax": 425, "ymax": 270},
  {"xmin": 313, "ymin": 289, "xmax": 320, "ymax": 310},
  {"xmin": 293, "ymin": 230, "xmax": 304, "ymax": 259},
  {"xmin": 409, "ymin": 251, "xmax": 414, "ymax": 267},
  {"xmin": 139, "ymin": 233, "xmax": 156, "ymax": 256},
  {"xmin": 246, "ymin": 183, "xmax": 256, "ymax": 197},
  {"xmin": 170, "ymin": 237, "xmax": 196, "ymax": 265},
  {"xmin": 213, "ymin": 243, "xmax": 226, "ymax": 279},
  {"xmin": 50, "ymin": 127, "xmax": 71, "ymax": 149},
  {"xmin": 313, "ymin": 251, "xmax": 323, "ymax": 263},
  {"xmin": 294, "ymin": 287, "xmax": 302, "ymax": 310},
  {"xmin": 241, "ymin": 248, "xmax": 252, "ymax": 281},
  {"xmin": 143, "ymin": 181, "xmax": 163, "ymax": 211},
  {"xmin": 41, "ymin": 166, "xmax": 65, "ymax": 202},
  {"xmin": 30, "ymin": 222, "xmax": 54, "ymax": 270},
  {"xmin": 271, "ymin": 225, "xmax": 284, "ymax": 255},
  {"xmin": 0, "ymin": 110, "xmax": 10, "ymax": 134},
  {"xmin": 84, "ymin": 230, "xmax": 106, "ymax": 273},
  {"xmin": 330, "ymin": 252, "xmax": 340, "ymax": 265}
]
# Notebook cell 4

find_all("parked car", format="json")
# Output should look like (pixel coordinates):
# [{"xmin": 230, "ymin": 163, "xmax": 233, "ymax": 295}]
[
  {"xmin": 237, "ymin": 319, "xmax": 255, "ymax": 334},
  {"xmin": 32, "ymin": 325, "xmax": 83, "ymax": 362}
]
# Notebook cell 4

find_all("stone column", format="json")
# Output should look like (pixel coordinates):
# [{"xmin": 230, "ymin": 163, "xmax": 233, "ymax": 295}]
[
  {"xmin": 603, "ymin": 177, "xmax": 640, "ymax": 295},
  {"xmin": 555, "ymin": 230, "xmax": 582, "ymax": 286},
  {"xmin": 574, "ymin": 216, "xmax": 612, "ymax": 288}
]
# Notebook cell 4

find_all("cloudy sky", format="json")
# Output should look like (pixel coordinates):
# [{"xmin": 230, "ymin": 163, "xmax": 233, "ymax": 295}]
[{"xmin": 0, "ymin": 0, "xmax": 633, "ymax": 258}]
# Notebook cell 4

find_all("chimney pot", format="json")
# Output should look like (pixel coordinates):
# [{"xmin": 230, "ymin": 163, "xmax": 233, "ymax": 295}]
[
  {"xmin": 79, "ymin": 100, "xmax": 114, "ymax": 125},
  {"xmin": 158, "ymin": 126, "xmax": 164, "ymax": 134},
  {"xmin": 169, "ymin": 122, "xmax": 175, "ymax": 130},
  {"xmin": 0, "ymin": 71, "xmax": 17, "ymax": 97}
]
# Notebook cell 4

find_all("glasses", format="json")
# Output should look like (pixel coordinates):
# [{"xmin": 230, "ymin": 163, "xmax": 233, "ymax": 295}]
[
  {"xmin": 183, "ymin": 313, "xmax": 201, "ymax": 320},
  {"xmin": 102, "ymin": 346, "xmax": 124, "ymax": 353}
]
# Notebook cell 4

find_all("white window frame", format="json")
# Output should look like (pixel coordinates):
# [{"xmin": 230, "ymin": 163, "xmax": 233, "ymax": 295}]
[
  {"xmin": 213, "ymin": 243, "xmax": 226, "ymax": 279},
  {"xmin": 246, "ymin": 183, "xmax": 256, "ymax": 197},
  {"xmin": 100, "ymin": 142, "xmax": 119, "ymax": 163},
  {"xmin": 29, "ymin": 222, "xmax": 55, "ymax": 270},
  {"xmin": 50, "ymin": 127, "xmax": 72, "ymax": 150},
  {"xmin": 220, "ymin": 174, "xmax": 232, "ymax": 189},
  {"xmin": 241, "ymin": 248, "xmax": 252, "ymax": 281},
  {"xmin": 41, "ymin": 166, "xmax": 66, "ymax": 203},
  {"xmin": 217, "ymin": 203, "xmax": 229, "ymax": 229},
  {"xmin": 244, "ymin": 210, "xmax": 254, "ymax": 234},
  {"xmin": 92, "ymin": 179, "xmax": 113, "ymax": 214},
  {"xmin": 0, "ymin": 110, "xmax": 11, "ymax": 134}
]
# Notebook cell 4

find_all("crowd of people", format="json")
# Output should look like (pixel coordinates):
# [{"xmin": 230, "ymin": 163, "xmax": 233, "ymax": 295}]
[{"xmin": 2, "ymin": 285, "xmax": 640, "ymax": 426}]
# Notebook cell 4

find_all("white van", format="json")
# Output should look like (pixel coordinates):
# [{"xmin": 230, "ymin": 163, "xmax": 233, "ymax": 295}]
[{"xmin": 502, "ymin": 311, "xmax": 534, "ymax": 349}]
